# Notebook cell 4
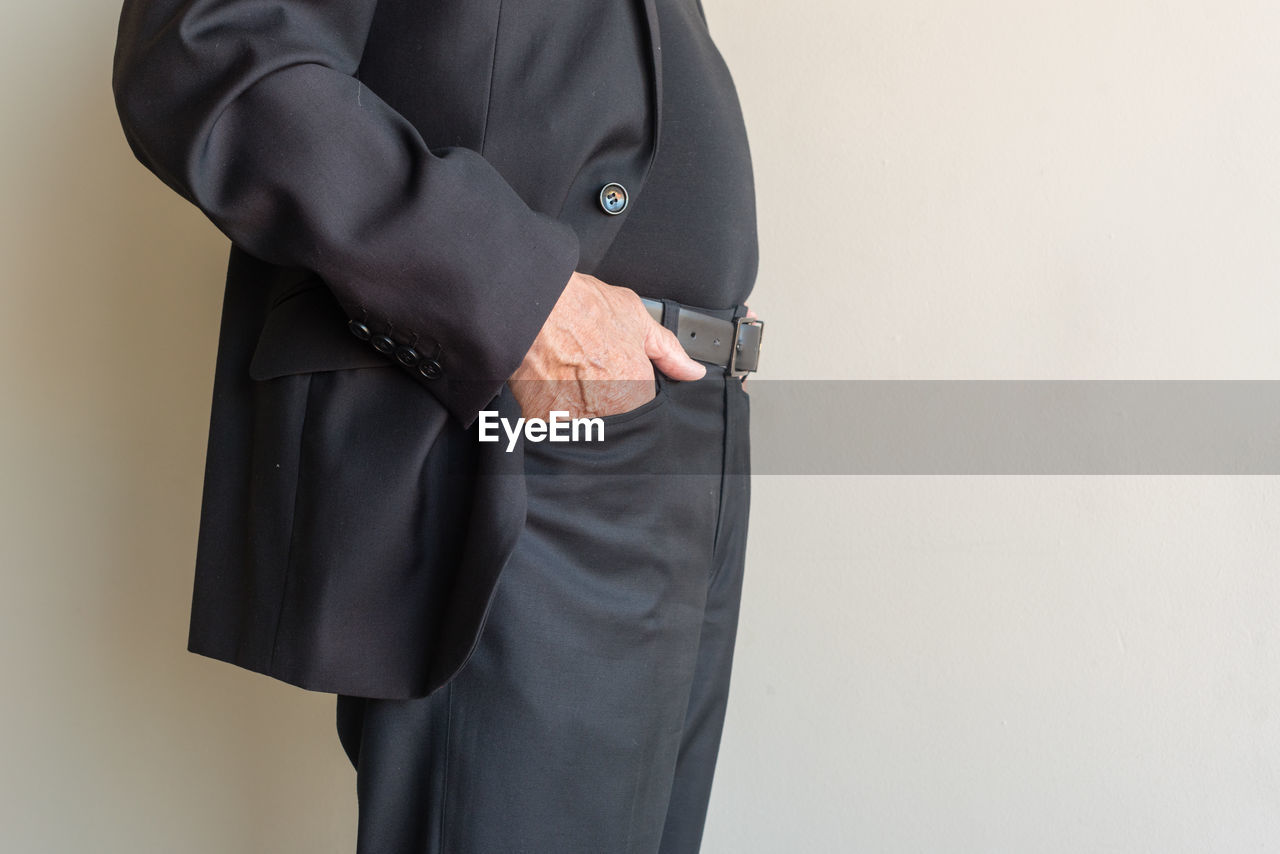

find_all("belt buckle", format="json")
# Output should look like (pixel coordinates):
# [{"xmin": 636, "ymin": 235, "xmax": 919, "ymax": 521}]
[{"xmin": 729, "ymin": 317, "xmax": 764, "ymax": 378}]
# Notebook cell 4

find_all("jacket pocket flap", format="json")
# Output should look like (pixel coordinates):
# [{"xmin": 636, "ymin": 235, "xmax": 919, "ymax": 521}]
[{"xmin": 249, "ymin": 284, "xmax": 392, "ymax": 380}]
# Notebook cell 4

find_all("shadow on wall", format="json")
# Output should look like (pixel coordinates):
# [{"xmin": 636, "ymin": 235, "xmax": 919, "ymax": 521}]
[{"xmin": 1, "ymin": 15, "xmax": 355, "ymax": 852}]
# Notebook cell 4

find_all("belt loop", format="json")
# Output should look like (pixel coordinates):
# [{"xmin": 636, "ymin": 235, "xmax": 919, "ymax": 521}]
[{"xmin": 659, "ymin": 298, "xmax": 681, "ymax": 335}]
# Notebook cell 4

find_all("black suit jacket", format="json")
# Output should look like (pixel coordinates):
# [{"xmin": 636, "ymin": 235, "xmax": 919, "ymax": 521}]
[{"xmin": 113, "ymin": 0, "xmax": 676, "ymax": 698}]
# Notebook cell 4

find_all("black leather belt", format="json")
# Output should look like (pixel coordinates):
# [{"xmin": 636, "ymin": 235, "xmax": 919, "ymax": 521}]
[{"xmin": 640, "ymin": 297, "xmax": 764, "ymax": 377}]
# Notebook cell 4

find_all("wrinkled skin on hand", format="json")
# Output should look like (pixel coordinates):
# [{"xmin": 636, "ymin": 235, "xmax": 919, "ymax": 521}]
[{"xmin": 510, "ymin": 271, "xmax": 707, "ymax": 421}]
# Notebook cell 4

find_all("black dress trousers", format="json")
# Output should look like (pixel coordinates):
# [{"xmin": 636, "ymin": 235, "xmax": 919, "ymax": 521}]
[{"xmin": 335, "ymin": 347, "xmax": 751, "ymax": 853}]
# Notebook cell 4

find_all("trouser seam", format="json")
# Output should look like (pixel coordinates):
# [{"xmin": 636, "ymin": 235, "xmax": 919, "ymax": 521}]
[
  {"xmin": 709, "ymin": 376, "xmax": 731, "ymax": 568},
  {"xmin": 438, "ymin": 681, "xmax": 454, "ymax": 854}
]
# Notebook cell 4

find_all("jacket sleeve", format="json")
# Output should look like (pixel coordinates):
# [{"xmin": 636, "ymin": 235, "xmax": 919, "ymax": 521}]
[{"xmin": 111, "ymin": 0, "xmax": 581, "ymax": 427}]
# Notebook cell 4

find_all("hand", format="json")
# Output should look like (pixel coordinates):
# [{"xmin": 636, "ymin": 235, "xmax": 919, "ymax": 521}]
[{"xmin": 510, "ymin": 272, "xmax": 706, "ymax": 421}]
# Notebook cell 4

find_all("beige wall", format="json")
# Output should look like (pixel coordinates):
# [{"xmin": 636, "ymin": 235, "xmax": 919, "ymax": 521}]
[{"xmin": 3, "ymin": 1, "xmax": 1278, "ymax": 851}]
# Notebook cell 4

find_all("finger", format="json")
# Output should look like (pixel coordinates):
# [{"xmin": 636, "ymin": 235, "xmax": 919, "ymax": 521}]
[{"xmin": 643, "ymin": 322, "xmax": 705, "ymax": 381}]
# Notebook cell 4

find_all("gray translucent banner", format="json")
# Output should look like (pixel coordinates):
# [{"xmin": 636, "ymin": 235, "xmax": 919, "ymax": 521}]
[{"xmin": 746, "ymin": 381, "xmax": 1280, "ymax": 474}]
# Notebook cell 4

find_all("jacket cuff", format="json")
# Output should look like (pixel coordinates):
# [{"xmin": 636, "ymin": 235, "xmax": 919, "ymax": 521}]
[{"xmin": 340, "ymin": 213, "xmax": 580, "ymax": 430}]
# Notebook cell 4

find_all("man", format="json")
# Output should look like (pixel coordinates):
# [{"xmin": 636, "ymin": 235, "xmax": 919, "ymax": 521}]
[{"xmin": 112, "ymin": 0, "xmax": 761, "ymax": 849}]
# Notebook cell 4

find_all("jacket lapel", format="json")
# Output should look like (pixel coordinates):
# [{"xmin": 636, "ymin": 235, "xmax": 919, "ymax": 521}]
[{"xmin": 637, "ymin": 0, "xmax": 664, "ymax": 185}]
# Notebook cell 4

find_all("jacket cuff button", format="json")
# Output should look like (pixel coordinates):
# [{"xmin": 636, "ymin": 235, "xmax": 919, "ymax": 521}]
[
  {"xmin": 347, "ymin": 318, "xmax": 371, "ymax": 340},
  {"xmin": 417, "ymin": 359, "xmax": 443, "ymax": 380},
  {"xmin": 395, "ymin": 346, "xmax": 420, "ymax": 367},
  {"xmin": 371, "ymin": 334, "xmax": 396, "ymax": 355}
]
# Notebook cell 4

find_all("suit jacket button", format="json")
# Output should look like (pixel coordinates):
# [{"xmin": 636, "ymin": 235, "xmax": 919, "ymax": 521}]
[
  {"xmin": 598, "ymin": 182, "xmax": 628, "ymax": 215},
  {"xmin": 347, "ymin": 318, "xmax": 371, "ymax": 340},
  {"xmin": 395, "ymin": 345, "xmax": 420, "ymax": 367},
  {"xmin": 417, "ymin": 359, "xmax": 443, "ymax": 380},
  {"xmin": 371, "ymin": 334, "xmax": 395, "ymax": 355}
]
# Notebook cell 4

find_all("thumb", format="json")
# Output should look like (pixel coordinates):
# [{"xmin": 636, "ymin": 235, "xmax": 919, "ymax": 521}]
[{"xmin": 643, "ymin": 322, "xmax": 706, "ymax": 381}]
